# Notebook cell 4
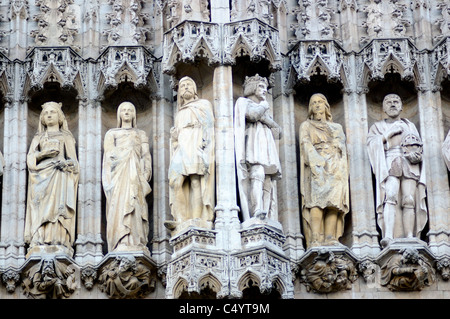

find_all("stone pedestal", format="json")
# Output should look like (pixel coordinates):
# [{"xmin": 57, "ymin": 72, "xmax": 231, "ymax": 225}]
[{"xmin": 298, "ymin": 246, "xmax": 359, "ymax": 294}]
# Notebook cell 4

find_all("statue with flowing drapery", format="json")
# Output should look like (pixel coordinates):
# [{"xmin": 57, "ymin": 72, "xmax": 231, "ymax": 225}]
[
  {"xmin": 25, "ymin": 101, "xmax": 79, "ymax": 256},
  {"xmin": 102, "ymin": 101, "xmax": 152, "ymax": 253}
]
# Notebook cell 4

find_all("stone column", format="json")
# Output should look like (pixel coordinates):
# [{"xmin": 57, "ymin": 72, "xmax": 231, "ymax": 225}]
[
  {"xmin": 74, "ymin": 96, "xmax": 104, "ymax": 265},
  {"xmin": 151, "ymin": 76, "xmax": 174, "ymax": 266},
  {"xmin": 0, "ymin": 91, "xmax": 28, "ymax": 268},
  {"xmin": 212, "ymin": 65, "xmax": 241, "ymax": 252},
  {"xmin": 272, "ymin": 74, "xmax": 304, "ymax": 261},
  {"xmin": 8, "ymin": 0, "xmax": 29, "ymax": 61},
  {"xmin": 417, "ymin": 88, "xmax": 450, "ymax": 256},
  {"xmin": 343, "ymin": 89, "xmax": 380, "ymax": 257},
  {"xmin": 411, "ymin": 0, "xmax": 433, "ymax": 50}
]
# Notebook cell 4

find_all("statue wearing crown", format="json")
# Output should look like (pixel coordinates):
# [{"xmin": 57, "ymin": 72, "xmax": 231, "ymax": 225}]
[
  {"xmin": 234, "ymin": 74, "xmax": 282, "ymax": 223},
  {"xmin": 25, "ymin": 102, "xmax": 79, "ymax": 257}
]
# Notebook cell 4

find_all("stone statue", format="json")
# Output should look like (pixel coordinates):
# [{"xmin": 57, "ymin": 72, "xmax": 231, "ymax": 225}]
[
  {"xmin": 234, "ymin": 74, "xmax": 282, "ymax": 222},
  {"xmin": 299, "ymin": 93, "xmax": 349, "ymax": 248},
  {"xmin": 367, "ymin": 94, "xmax": 427, "ymax": 247},
  {"xmin": 102, "ymin": 101, "xmax": 152, "ymax": 253},
  {"xmin": 25, "ymin": 102, "xmax": 79, "ymax": 256},
  {"xmin": 98, "ymin": 255, "xmax": 152, "ymax": 299},
  {"xmin": 22, "ymin": 257, "xmax": 77, "ymax": 299},
  {"xmin": 443, "ymin": 129, "xmax": 450, "ymax": 171},
  {"xmin": 166, "ymin": 76, "xmax": 215, "ymax": 232},
  {"xmin": 380, "ymin": 247, "xmax": 435, "ymax": 291}
]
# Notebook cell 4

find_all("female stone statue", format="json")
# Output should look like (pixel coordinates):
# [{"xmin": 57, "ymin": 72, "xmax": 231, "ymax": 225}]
[
  {"xmin": 102, "ymin": 101, "xmax": 152, "ymax": 253},
  {"xmin": 25, "ymin": 101, "xmax": 79, "ymax": 255},
  {"xmin": 299, "ymin": 93, "xmax": 349, "ymax": 248}
]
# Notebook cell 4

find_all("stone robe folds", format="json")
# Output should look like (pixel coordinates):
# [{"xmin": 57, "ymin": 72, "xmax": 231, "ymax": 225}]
[
  {"xmin": 299, "ymin": 119, "xmax": 349, "ymax": 245},
  {"xmin": 25, "ymin": 130, "xmax": 79, "ymax": 249},
  {"xmin": 367, "ymin": 118, "xmax": 427, "ymax": 239},
  {"xmin": 234, "ymin": 97, "xmax": 281, "ymax": 221},
  {"xmin": 102, "ymin": 128, "xmax": 152, "ymax": 252},
  {"xmin": 443, "ymin": 130, "xmax": 450, "ymax": 171},
  {"xmin": 168, "ymin": 98, "xmax": 215, "ymax": 223}
]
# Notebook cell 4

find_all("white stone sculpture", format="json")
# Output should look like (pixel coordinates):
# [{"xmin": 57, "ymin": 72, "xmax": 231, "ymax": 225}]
[
  {"xmin": 234, "ymin": 74, "xmax": 282, "ymax": 222},
  {"xmin": 443, "ymin": 129, "xmax": 450, "ymax": 171},
  {"xmin": 299, "ymin": 93, "xmax": 349, "ymax": 248},
  {"xmin": 367, "ymin": 94, "xmax": 427, "ymax": 247},
  {"xmin": 166, "ymin": 76, "xmax": 215, "ymax": 233},
  {"xmin": 102, "ymin": 101, "xmax": 152, "ymax": 254},
  {"xmin": 25, "ymin": 102, "xmax": 79, "ymax": 256}
]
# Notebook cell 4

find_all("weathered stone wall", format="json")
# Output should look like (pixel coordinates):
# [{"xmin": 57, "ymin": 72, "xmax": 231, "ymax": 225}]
[{"xmin": 0, "ymin": 0, "xmax": 448, "ymax": 299}]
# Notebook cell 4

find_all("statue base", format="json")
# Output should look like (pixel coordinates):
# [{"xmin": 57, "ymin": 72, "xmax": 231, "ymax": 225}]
[
  {"xmin": 26, "ymin": 244, "xmax": 74, "ymax": 259},
  {"xmin": 111, "ymin": 244, "xmax": 151, "ymax": 257},
  {"xmin": 165, "ymin": 218, "xmax": 213, "ymax": 236}
]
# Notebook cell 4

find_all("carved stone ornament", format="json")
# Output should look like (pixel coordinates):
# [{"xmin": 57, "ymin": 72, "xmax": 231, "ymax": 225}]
[
  {"xmin": 290, "ymin": 0, "xmax": 336, "ymax": 41},
  {"xmin": 22, "ymin": 257, "xmax": 77, "ymax": 299},
  {"xmin": 299, "ymin": 248, "xmax": 358, "ymax": 293},
  {"xmin": 98, "ymin": 254, "xmax": 155, "ymax": 299},
  {"xmin": 162, "ymin": 18, "xmax": 281, "ymax": 75},
  {"xmin": 162, "ymin": 21, "xmax": 221, "ymax": 75},
  {"xmin": 229, "ymin": 218, "xmax": 294, "ymax": 299},
  {"xmin": 166, "ymin": 251, "xmax": 228, "ymax": 298},
  {"xmin": 25, "ymin": 47, "xmax": 83, "ymax": 93},
  {"xmin": 97, "ymin": 46, "xmax": 157, "ymax": 92},
  {"xmin": 31, "ymin": 0, "xmax": 79, "ymax": 47},
  {"xmin": 286, "ymin": 40, "xmax": 345, "ymax": 90},
  {"xmin": 223, "ymin": 19, "xmax": 282, "ymax": 71},
  {"xmin": 379, "ymin": 246, "xmax": 436, "ymax": 291},
  {"xmin": 103, "ymin": 0, "xmax": 150, "ymax": 46},
  {"xmin": 1, "ymin": 269, "xmax": 21, "ymax": 293}
]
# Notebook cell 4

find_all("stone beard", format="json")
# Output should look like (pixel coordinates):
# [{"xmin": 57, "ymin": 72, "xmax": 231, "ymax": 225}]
[
  {"xmin": 167, "ymin": 76, "xmax": 215, "ymax": 232},
  {"xmin": 367, "ymin": 94, "xmax": 427, "ymax": 246}
]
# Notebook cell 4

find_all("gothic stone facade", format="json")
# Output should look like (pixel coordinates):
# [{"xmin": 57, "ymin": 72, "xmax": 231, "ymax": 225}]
[{"xmin": 0, "ymin": 0, "xmax": 449, "ymax": 299}]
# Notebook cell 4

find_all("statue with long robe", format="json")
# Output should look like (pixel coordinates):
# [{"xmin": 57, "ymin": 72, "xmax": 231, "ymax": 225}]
[
  {"xmin": 165, "ymin": 76, "xmax": 215, "ymax": 233},
  {"xmin": 234, "ymin": 74, "xmax": 282, "ymax": 222},
  {"xmin": 367, "ymin": 94, "xmax": 427, "ymax": 247},
  {"xmin": 443, "ymin": 129, "xmax": 450, "ymax": 171},
  {"xmin": 102, "ymin": 101, "xmax": 152, "ymax": 253},
  {"xmin": 25, "ymin": 102, "xmax": 79, "ymax": 255},
  {"xmin": 299, "ymin": 93, "xmax": 349, "ymax": 248}
]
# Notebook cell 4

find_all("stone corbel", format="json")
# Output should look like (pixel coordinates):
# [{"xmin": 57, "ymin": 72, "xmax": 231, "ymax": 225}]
[
  {"xmin": 298, "ymin": 247, "xmax": 359, "ymax": 294},
  {"xmin": 1, "ymin": 268, "xmax": 21, "ymax": 293},
  {"xmin": 97, "ymin": 253, "xmax": 156, "ymax": 299},
  {"xmin": 21, "ymin": 255, "xmax": 79, "ymax": 299},
  {"xmin": 376, "ymin": 239, "xmax": 436, "ymax": 291}
]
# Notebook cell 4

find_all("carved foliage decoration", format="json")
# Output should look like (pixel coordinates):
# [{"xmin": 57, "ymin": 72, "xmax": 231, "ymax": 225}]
[
  {"xmin": 104, "ymin": 0, "xmax": 151, "ymax": 46},
  {"xmin": 22, "ymin": 257, "xmax": 77, "ymax": 299},
  {"xmin": 361, "ymin": 0, "xmax": 411, "ymax": 43},
  {"xmin": 290, "ymin": 0, "xmax": 336, "ymax": 41},
  {"xmin": 98, "ymin": 255, "xmax": 154, "ymax": 299},
  {"xmin": 31, "ymin": 0, "xmax": 80, "ymax": 47}
]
